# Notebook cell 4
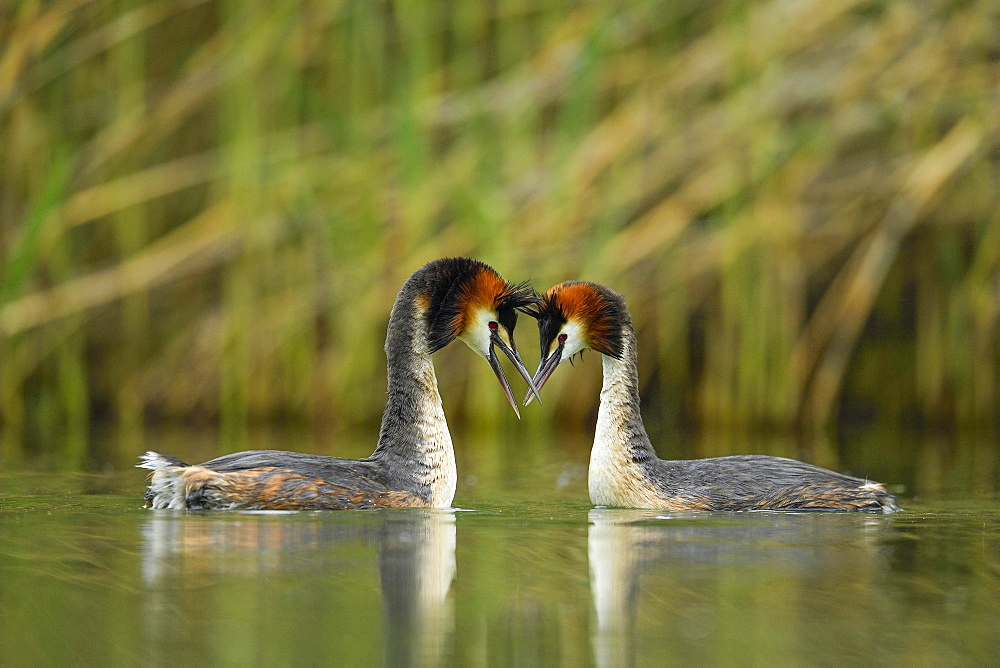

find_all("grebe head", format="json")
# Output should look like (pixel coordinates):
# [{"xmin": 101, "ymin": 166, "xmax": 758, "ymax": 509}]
[
  {"xmin": 525, "ymin": 281, "xmax": 626, "ymax": 401},
  {"xmin": 416, "ymin": 258, "xmax": 541, "ymax": 417}
]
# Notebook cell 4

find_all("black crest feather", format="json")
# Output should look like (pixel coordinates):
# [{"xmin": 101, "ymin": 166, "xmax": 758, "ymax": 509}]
[{"xmin": 496, "ymin": 280, "xmax": 538, "ymax": 337}]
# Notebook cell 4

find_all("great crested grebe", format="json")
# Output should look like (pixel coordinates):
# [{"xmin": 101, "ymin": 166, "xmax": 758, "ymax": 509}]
[
  {"xmin": 139, "ymin": 257, "xmax": 540, "ymax": 510},
  {"xmin": 527, "ymin": 281, "xmax": 899, "ymax": 513}
]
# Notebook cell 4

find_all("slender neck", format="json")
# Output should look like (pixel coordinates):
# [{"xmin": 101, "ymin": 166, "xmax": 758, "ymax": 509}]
[
  {"xmin": 589, "ymin": 325, "xmax": 659, "ymax": 505},
  {"xmin": 372, "ymin": 295, "xmax": 456, "ymax": 508},
  {"xmin": 593, "ymin": 326, "xmax": 657, "ymax": 464}
]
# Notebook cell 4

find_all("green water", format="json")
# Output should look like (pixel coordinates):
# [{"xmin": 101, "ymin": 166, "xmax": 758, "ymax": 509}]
[{"xmin": 1, "ymin": 456, "xmax": 998, "ymax": 666}]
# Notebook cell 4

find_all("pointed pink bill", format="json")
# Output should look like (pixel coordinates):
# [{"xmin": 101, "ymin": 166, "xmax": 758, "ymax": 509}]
[
  {"xmin": 523, "ymin": 342, "xmax": 563, "ymax": 406},
  {"xmin": 488, "ymin": 332, "xmax": 542, "ymax": 418}
]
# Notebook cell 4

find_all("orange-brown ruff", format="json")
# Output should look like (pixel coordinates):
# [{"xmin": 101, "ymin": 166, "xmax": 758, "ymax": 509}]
[
  {"xmin": 530, "ymin": 281, "xmax": 900, "ymax": 513},
  {"xmin": 447, "ymin": 270, "xmax": 512, "ymax": 338},
  {"xmin": 140, "ymin": 258, "xmax": 538, "ymax": 510}
]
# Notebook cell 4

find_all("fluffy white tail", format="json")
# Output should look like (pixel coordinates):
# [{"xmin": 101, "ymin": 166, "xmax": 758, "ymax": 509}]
[{"xmin": 137, "ymin": 451, "xmax": 188, "ymax": 509}]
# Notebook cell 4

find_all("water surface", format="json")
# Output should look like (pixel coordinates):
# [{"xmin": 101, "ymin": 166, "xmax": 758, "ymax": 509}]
[{"xmin": 1, "ymin": 467, "xmax": 998, "ymax": 666}]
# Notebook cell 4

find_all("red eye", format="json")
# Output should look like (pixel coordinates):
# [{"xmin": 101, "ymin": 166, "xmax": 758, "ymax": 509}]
[
  {"xmin": 488, "ymin": 321, "xmax": 499, "ymax": 331},
  {"xmin": 558, "ymin": 333, "xmax": 567, "ymax": 343}
]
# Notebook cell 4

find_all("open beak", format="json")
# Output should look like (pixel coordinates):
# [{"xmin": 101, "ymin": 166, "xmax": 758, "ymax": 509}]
[
  {"xmin": 489, "ymin": 332, "xmax": 542, "ymax": 418},
  {"xmin": 524, "ymin": 341, "xmax": 564, "ymax": 406}
]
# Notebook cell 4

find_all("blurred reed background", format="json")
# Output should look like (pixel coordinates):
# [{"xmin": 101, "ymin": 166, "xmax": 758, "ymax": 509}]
[{"xmin": 1, "ymin": 0, "xmax": 998, "ymax": 472}]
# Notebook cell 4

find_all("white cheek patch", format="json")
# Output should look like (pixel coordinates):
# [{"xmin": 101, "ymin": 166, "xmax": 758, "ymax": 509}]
[
  {"xmin": 559, "ymin": 320, "xmax": 588, "ymax": 361},
  {"xmin": 458, "ymin": 308, "xmax": 496, "ymax": 360}
]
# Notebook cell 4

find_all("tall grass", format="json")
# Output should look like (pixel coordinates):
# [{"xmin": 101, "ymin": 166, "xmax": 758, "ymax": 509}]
[{"xmin": 1, "ymin": 0, "xmax": 998, "ymax": 467}]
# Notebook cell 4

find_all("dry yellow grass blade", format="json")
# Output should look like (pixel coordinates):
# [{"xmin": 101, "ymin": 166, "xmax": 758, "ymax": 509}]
[
  {"xmin": 0, "ymin": 204, "xmax": 237, "ymax": 336},
  {"xmin": 0, "ymin": 2, "xmax": 77, "ymax": 104},
  {"xmin": 799, "ymin": 120, "xmax": 985, "ymax": 430},
  {"xmin": 1, "ymin": 1, "xmax": 208, "ymax": 116},
  {"xmin": 62, "ymin": 151, "xmax": 221, "ymax": 229}
]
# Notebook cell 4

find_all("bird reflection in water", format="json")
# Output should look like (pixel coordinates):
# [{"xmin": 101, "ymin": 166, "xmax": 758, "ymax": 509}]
[
  {"xmin": 141, "ymin": 510, "xmax": 455, "ymax": 666},
  {"xmin": 587, "ymin": 508, "xmax": 894, "ymax": 667}
]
